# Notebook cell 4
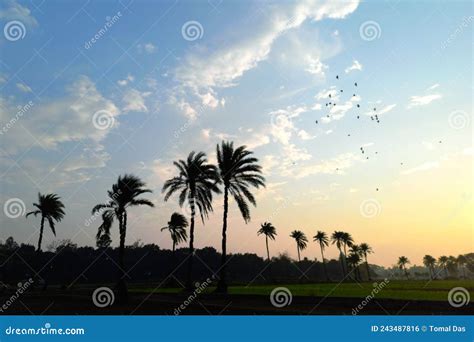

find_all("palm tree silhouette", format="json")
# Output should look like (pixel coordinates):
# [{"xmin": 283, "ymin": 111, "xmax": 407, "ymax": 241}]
[
  {"xmin": 359, "ymin": 243, "xmax": 373, "ymax": 281},
  {"xmin": 438, "ymin": 256, "xmax": 449, "ymax": 278},
  {"xmin": 313, "ymin": 231, "xmax": 329, "ymax": 281},
  {"xmin": 397, "ymin": 256, "xmax": 410, "ymax": 280},
  {"xmin": 215, "ymin": 141, "xmax": 265, "ymax": 293},
  {"xmin": 161, "ymin": 212, "xmax": 188, "ymax": 253},
  {"xmin": 331, "ymin": 231, "xmax": 346, "ymax": 276},
  {"xmin": 93, "ymin": 174, "xmax": 154, "ymax": 300},
  {"xmin": 162, "ymin": 151, "xmax": 220, "ymax": 290},
  {"xmin": 258, "ymin": 222, "xmax": 277, "ymax": 261},
  {"xmin": 347, "ymin": 251, "xmax": 361, "ymax": 281},
  {"xmin": 290, "ymin": 230, "xmax": 308, "ymax": 262},
  {"xmin": 26, "ymin": 193, "xmax": 65, "ymax": 252},
  {"xmin": 423, "ymin": 255, "xmax": 436, "ymax": 280}
]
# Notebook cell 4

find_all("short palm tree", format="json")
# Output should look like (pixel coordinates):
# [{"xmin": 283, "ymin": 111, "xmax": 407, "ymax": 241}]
[
  {"xmin": 423, "ymin": 255, "xmax": 436, "ymax": 280},
  {"xmin": 290, "ymin": 230, "xmax": 308, "ymax": 262},
  {"xmin": 162, "ymin": 151, "xmax": 220, "ymax": 290},
  {"xmin": 93, "ymin": 174, "xmax": 154, "ymax": 300},
  {"xmin": 161, "ymin": 212, "xmax": 188, "ymax": 252},
  {"xmin": 347, "ymin": 252, "xmax": 361, "ymax": 281},
  {"xmin": 313, "ymin": 231, "xmax": 329, "ymax": 281},
  {"xmin": 359, "ymin": 243, "xmax": 373, "ymax": 281},
  {"xmin": 215, "ymin": 141, "xmax": 265, "ymax": 293},
  {"xmin": 438, "ymin": 256, "xmax": 449, "ymax": 278},
  {"xmin": 257, "ymin": 222, "xmax": 277, "ymax": 261},
  {"xmin": 331, "ymin": 231, "xmax": 346, "ymax": 276},
  {"xmin": 397, "ymin": 256, "xmax": 410, "ymax": 280},
  {"xmin": 26, "ymin": 193, "xmax": 65, "ymax": 252}
]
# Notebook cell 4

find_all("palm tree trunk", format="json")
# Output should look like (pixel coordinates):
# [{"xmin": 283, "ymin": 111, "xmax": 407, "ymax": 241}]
[
  {"xmin": 404, "ymin": 266, "xmax": 409, "ymax": 280},
  {"xmin": 365, "ymin": 255, "xmax": 371, "ymax": 281},
  {"xmin": 37, "ymin": 216, "xmax": 45, "ymax": 252},
  {"xmin": 320, "ymin": 247, "xmax": 328, "ymax": 281},
  {"xmin": 186, "ymin": 197, "xmax": 196, "ymax": 290},
  {"xmin": 338, "ymin": 249, "xmax": 345, "ymax": 278},
  {"xmin": 217, "ymin": 186, "xmax": 229, "ymax": 293},
  {"xmin": 117, "ymin": 211, "xmax": 128, "ymax": 302},
  {"xmin": 265, "ymin": 236, "xmax": 270, "ymax": 261},
  {"xmin": 297, "ymin": 246, "xmax": 300, "ymax": 262},
  {"xmin": 172, "ymin": 241, "xmax": 176, "ymax": 253}
]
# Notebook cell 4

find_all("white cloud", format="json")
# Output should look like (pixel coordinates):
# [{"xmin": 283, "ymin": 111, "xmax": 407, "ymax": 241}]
[
  {"xmin": 408, "ymin": 94, "xmax": 442, "ymax": 108},
  {"xmin": 16, "ymin": 82, "xmax": 32, "ymax": 93},
  {"xmin": 401, "ymin": 161, "xmax": 439, "ymax": 175},
  {"xmin": 0, "ymin": 0, "xmax": 38, "ymax": 27},
  {"xmin": 117, "ymin": 74, "xmax": 134, "ymax": 86},
  {"xmin": 298, "ymin": 129, "xmax": 316, "ymax": 140},
  {"xmin": 345, "ymin": 60, "xmax": 362, "ymax": 73},
  {"xmin": 137, "ymin": 43, "xmax": 157, "ymax": 54},
  {"xmin": 122, "ymin": 88, "xmax": 150, "ymax": 112},
  {"xmin": 427, "ymin": 83, "xmax": 440, "ymax": 90},
  {"xmin": 305, "ymin": 57, "xmax": 328, "ymax": 76}
]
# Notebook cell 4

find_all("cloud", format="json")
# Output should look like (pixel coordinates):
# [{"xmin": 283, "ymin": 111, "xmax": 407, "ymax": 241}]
[
  {"xmin": 0, "ymin": 0, "xmax": 38, "ymax": 27},
  {"xmin": 137, "ymin": 43, "xmax": 157, "ymax": 54},
  {"xmin": 305, "ymin": 57, "xmax": 328, "ymax": 76},
  {"xmin": 408, "ymin": 94, "xmax": 442, "ymax": 108},
  {"xmin": 122, "ymin": 89, "xmax": 150, "ymax": 112},
  {"xmin": 298, "ymin": 129, "xmax": 316, "ymax": 140},
  {"xmin": 427, "ymin": 83, "xmax": 440, "ymax": 90},
  {"xmin": 16, "ymin": 82, "xmax": 32, "ymax": 93},
  {"xmin": 401, "ymin": 161, "xmax": 439, "ymax": 175},
  {"xmin": 117, "ymin": 74, "xmax": 134, "ymax": 86},
  {"xmin": 345, "ymin": 60, "xmax": 362, "ymax": 73}
]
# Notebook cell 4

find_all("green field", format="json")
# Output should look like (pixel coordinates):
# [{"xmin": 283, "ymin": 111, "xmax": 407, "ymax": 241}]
[{"xmin": 130, "ymin": 280, "xmax": 474, "ymax": 302}]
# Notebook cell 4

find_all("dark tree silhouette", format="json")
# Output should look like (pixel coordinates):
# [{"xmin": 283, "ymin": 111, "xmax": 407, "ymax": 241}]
[
  {"xmin": 215, "ymin": 141, "xmax": 265, "ymax": 293},
  {"xmin": 423, "ymin": 255, "xmax": 436, "ymax": 280},
  {"xmin": 162, "ymin": 151, "xmax": 220, "ymax": 290},
  {"xmin": 331, "ymin": 231, "xmax": 346, "ymax": 276},
  {"xmin": 457, "ymin": 254, "xmax": 468, "ymax": 279},
  {"xmin": 93, "ymin": 174, "xmax": 154, "ymax": 301},
  {"xmin": 161, "ymin": 212, "xmax": 188, "ymax": 253},
  {"xmin": 258, "ymin": 222, "xmax": 277, "ymax": 261},
  {"xmin": 290, "ymin": 230, "xmax": 308, "ymax": 262},
  {"xmin": 359, "ymin": 243, "xmax": 373, "ymax": 281},
  {"xmin": 313, "ymin": 231, "xmax": 329, "ymax": 281},
  {"xmin": 347, "ymin": 251, "xmax": 361, "ymax": 281},
  {"xmin": 438, "ymin": 256, "xmax": 449, "ymax": 278},
  {"xmin": 398, "ymin": 256, "xmax": 410, "ymax": 280},
  {"xmin": 26, "ymin": 193, "xmax": 65, "ymax": 252}
]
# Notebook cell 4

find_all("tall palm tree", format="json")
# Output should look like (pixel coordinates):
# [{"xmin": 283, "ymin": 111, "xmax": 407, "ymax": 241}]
[
  {"xmin": 341, "ymin": 232, "xmax": 354, "ymax": 258},
  {"xmin": 26, "ymin": 193, "xmax": 65, "ymax": 252},
  {"xmin": 331, "ymin": 231, "xmax": 346, "ymax": 276},
  {"xmin": 359, "ymin": 243, "xmax": 373, "ymax": 281},
  {"xmin": 257, "ymin": 222, "xmax": 277, "ymax": 261},
  {"xmin": 313, "ymin": 231, "xmax": 329, "ymax": 281},
  {"xmin": 438, "ymin": 256, "xmax": 449, "ymax": 278},
  {"xmin": 290, "ymin": 230, "xmax": 308, "ymax": 262},
  {"xmin": 423, "ymin": 255, "xmax": 436, "ymax": 280},
  {"xmin": 457, "ymin": 254, "xmax": 468, "ymax": 279},
  {"xmin": 215, "ymin": 141, "xmax": 265, "ymax": 293},
  {"xmin": 161, "ymin": 212, "xmax": 188, "ymax": 253},
  {"xmin": 397, "ymin": 256, "xmax": 410, "ymax": 280},
  {"xmin": 162, "ymin": 151, "xmax": 220, "ymax": 290},
  {"xmin": 93, "ymin": 174, "xmax": 154, "ymax": 300}
]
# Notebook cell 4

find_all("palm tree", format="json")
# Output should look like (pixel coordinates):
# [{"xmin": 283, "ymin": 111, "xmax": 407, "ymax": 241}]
[
  {"xmin": 341, "ymin": 232, "xmax": 354, "ymax": 258},
  {"xmin": 313, "ymin": 231, "xmax": 329, "ymax": 281},
  {"xmin": 162, "ymin": 151, "xmax": 220, "ymax": 290},
  {"xmin": 438, "ymin": 256, "xmax": 449, "ymax": 278},
  {"xmin": 290, "ymin": 230, "xmax": 308, "ymax": 262},
  {"xmin": 346, "ymin": 252, "xmax": 361, "ymax": 281},
  {"xmin": 26, "ymin": 193, "xmax": 65, "ymax": 252},
  {"xmin": 331, "ymin": 231, "xmax": 346, "ymax": 276},
  {"xmin": 457, "ymin": 254, "xmax": 468, "ymax": 279},
  {"xmin": 215, "ymin": 141, "xmax": 265, "ymax": 293},
  {"xmin": 397, "ymin": 256, "xmax": 410, "ymax": 280},
  {"xmin": 93, "ymin": 174, "xmax": 154, "ymax": 300},
  {"xmin": 161, "ymin": 212, "xmax": 188, "ymax": 253},
  {"xmin": 257, "ymin": 222, "xmax": 277, "ymax": 261},
  {"xmin": 423, "ymin": 255, "xmax": 436, "ymax": 280},
  {"xmin": 359, "ymin": 243, "xmax": 373, "ymax": 281}
]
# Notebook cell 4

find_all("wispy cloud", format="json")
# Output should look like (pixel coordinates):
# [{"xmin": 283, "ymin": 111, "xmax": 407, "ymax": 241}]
[
  {"xmin": 345, "ymin": 60, "xmax": 362, "ymax": 73},
  {"xmin": 401, "ymin": 161, "xmax": 439, "ymax": 175}
]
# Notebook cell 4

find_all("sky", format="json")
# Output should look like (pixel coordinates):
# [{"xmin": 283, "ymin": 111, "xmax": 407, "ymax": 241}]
[{"xmin": 0, "ymin": 0, "xmax": 472, "ymax": 267}]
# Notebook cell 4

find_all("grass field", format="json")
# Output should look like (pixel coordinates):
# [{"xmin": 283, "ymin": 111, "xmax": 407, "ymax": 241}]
[{"xmin": 130, "ymin": 280, "xmax": 474, "ymax": 302}]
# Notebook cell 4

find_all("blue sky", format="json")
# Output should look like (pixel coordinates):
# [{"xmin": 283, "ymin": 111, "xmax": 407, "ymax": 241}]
[{"xmin": 0, "ymin": 0, "xmax": 472, "ymax": 266}]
